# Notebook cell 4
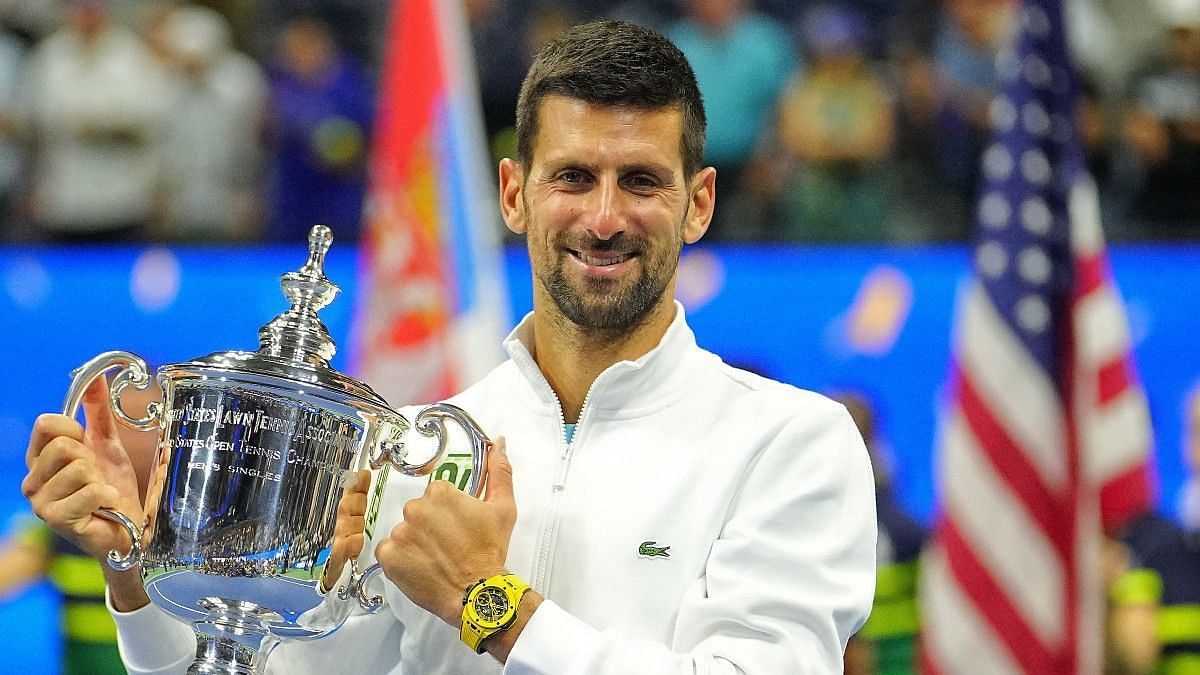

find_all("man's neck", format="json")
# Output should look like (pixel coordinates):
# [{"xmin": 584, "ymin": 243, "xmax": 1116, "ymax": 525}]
[{"xmin": 530, "ymin": 297, "xmax": 676, "ymax": 424}]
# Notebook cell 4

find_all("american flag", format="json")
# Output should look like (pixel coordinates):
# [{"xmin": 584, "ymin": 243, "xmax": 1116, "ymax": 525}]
[{"xmin": 919, "ymin": 1, "xmax": 1154, "ymax": 673}]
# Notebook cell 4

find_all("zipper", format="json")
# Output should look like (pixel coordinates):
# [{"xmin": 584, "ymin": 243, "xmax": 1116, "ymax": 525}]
[{"xmin": 530, "ymin": 372, "xmax": 602, "ymax": 593}]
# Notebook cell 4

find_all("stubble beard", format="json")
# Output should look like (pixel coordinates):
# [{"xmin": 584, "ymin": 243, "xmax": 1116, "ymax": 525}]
[
  {"xmin": 542, "ymin": 248, "xmax": 671, "ymax": 332},
  {"xmin": 535, "ymin": 228, "xmax": 683, "ymax": 333}
]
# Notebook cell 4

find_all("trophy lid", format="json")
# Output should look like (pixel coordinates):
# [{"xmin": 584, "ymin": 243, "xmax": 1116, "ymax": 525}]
[{"xmin": 177, "ymin": 225, "xmax": 390, "ymax": 409}]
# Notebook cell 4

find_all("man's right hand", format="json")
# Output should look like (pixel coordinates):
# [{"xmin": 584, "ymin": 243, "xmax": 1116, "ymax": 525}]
[{"xmin": 20, "ymin": 377, "xmax": 150, "ymax": 609}]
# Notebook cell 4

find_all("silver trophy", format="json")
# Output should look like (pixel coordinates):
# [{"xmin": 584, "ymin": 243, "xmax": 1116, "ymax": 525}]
[{"xmin": 61, "ymin": 226, "xmax": 490, "ymax": 674}]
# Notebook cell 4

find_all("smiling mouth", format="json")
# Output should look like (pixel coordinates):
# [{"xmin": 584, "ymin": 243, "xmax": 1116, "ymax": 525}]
[{"xmin": 570, "ymin": 250, "xmax": 634, "ymax": 267}]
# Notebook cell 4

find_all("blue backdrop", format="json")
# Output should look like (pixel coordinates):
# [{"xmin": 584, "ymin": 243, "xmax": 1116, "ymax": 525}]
[{"xmin": 1, "ymin": 242, "xmax": 1196, "ymax": 671}]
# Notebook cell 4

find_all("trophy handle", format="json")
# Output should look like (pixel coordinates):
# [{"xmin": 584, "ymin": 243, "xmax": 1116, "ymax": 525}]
[
  {"xmin": 93, "ymin": 509, "xmax": 143, "ymax": 571},
  {"xmin": 64, "ymin": 350, "xmax": 163, "ymax": 431},
  {"xmin": 374, "ymin": 403, "xmax": 490, "ymax": 499},
  {"xmin": 338, "ymin": 561, "xmax": 385, "ymax": 613},
  {"xmin": 63, "ymin": 350, "xmax": 161, "ymax": 570},
  {"xmin": 353, "ymin": 404, "xmax": 490, "ymax": 612}
]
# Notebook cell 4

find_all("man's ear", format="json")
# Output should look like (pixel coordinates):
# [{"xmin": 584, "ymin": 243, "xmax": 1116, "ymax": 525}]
[
  {"xmin": 683, "ymin": 166, "xmax": 715, "ymax": 244},
  {"xmin": 499, "ymin": 158, "xmax": 526, "ymax": 235}
]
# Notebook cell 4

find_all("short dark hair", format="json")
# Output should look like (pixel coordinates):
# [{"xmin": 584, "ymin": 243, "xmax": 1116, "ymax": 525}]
[{"xmin": 515, "ymin": 20, "xmax": 707, "ymax": 178}]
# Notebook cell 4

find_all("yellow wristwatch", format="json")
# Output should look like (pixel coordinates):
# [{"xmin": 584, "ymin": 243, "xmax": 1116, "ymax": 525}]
[{"xmin": 460, "ymin": 574, "xmax": 530, "ymax": 653}]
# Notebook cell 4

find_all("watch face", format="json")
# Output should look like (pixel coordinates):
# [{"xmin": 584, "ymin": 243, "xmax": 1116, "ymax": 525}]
[{"xmin": 473, "ymin": 586, "xmax": 511, "ymax": 624}]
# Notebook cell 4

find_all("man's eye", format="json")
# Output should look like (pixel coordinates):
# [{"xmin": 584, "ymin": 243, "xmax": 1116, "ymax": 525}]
[
  {"xmin": 626, "ymin": 175, "xmax": 658, "ymax": 190},
  {"xmin": 559, "ymin": 170, "xmax": 586, "ymax": 183}
]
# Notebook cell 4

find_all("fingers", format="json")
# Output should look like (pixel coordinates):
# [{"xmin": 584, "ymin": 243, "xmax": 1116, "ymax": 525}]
[
  {"xmin": 26, "ymin": 414, "xmax": 84, "ymax": 470},
  {"xmin": 337, "ymin": 488, "xmax": 368, "ymax": 518},
  {"xmin": 26, "ymin": 443, "xmax": 120, "ymax": 509},
  {"xmin": 332, "ymin": 471, "xmax": 371, "ymax": 560},
  {"xmin": 24, "ymin": 432, "xmax": 124, "ymax": 535},
  {"xmin": 482, "ymin": 436, "xmax": 514, "ymax": 507},
  {"xmin": 37, "ymin": 480, "xmax": 120, "ymax": 532},
  {"xmin": 332, "ymin": 532, "xmax": 365, "ymax": 561},
  {"xmin": 27, "ymin": 450, "xmax": 122, "ymax": 547},
  {"xmin": 374, "ymin": 536, "xmax": 396, "ymax": 570},
  {"xmin": 23, "ymin": 435, "xmax": 92, "ymax": 498},
  {"xmin": 347, "ymin": 469, "xmax": 371, "ymax": 495},
  {"xmin": 333, "ymin": 506, "xmax": 366, "ymax": 536}
]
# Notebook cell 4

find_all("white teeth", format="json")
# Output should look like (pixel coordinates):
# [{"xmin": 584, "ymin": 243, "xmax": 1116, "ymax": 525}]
[{"xmin": 578, "ymin": 252, "xmax": 632, "ymax": 266}]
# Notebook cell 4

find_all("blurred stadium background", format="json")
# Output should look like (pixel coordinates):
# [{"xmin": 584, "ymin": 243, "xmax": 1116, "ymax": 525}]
[{"xmin": 0, "ymin": 0, "xmax": 1197, "ymax": 672}]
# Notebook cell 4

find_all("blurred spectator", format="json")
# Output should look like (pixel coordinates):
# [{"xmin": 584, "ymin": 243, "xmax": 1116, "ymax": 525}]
[
  {"xmin": 1179, "ymin": 383, "xmax": 1200, "ymax": 534},
  {"xmin": 835, "ymin": 391, "xmax": 926, "ymax": 675},
  {"xmin": 667, "ymin": 0, "xmax": 797, "ymax": 241},
  {"xmin": 157, "ymin": 4, "xmax": 267, "ymax": 242},
  {"xmin": 599, "ymin": 0, "xmax": 678, "ymax": 29},
  {"xmin": 140, "ymin": 0, "xmax": 177, "ymax": 65},
  {"xmin": 881, "ymin": 0, "xmax": 974, "ymax": 241},
  {"xmin": 1108, "ymin": 384, "xmax": 1200, "ymax": 674},
  {"xmin": 468, "ymin": 0, "xmax": 532, "ymax": 165},
  {"xmin": 0, "ymin": 13, "xmax": 28, "ymax": 235},
  {"xmin": 22, "ymin": 0, "xmax": 168, "ymax": 242},
  {"xmin": 1, "ymin": 0, "xmax": 63, "ymax": 46},
  {"xmin": 255, "ymin": 0, "xmax": 387, "ymax": 72},
  {"xmin": 264, "ymin": 13, "xmax": 374, "ymax": 243},
  {"xmin": 759, "ymin": 0, "xmax": 909, "ymax": 59},
  {"xmin": 775, "ymin": 5, "xmax": 896, "ymax": 242},
  {"xmin": 1121, "ymin": 0, "xmax": 1200, "ymax": 240},
  {"xmin": 1104, "ymin": 531, "xmax": 1159, "ymax": 675},
  {"xmin": 196, "ymin": 0, "xmax": 259, "ymax": 57},
  {"xmin": 1076, "ymin": 74, "xmax": 1141, "ymax": 240},
  {"xmin": 470, "ymin": 0, "xmax": 579, "ymax": 169},
  {"xmin": 1109, "ymin": 513, "xmax": 1200, "ymax": 674},
  {"xmin": 1068, "ymin": 0, "xmax": 1166, "ymax": 101},
  {"xmin": 928, "ymin": 0, "xmax": 1015, "ymax": 205}
]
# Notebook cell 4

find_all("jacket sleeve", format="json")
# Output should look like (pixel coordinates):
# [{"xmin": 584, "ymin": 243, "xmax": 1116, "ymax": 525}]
[
  {"xmin": 504, "ymin": 405, "xmax": 878, "ymax": 674},
  {"xmin": 109, "ymin": 594, "xmax": 195, "ymax": 675}
]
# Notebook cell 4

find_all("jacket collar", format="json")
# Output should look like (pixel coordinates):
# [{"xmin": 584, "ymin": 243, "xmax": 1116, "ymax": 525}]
[{"xmin": 502, "ymin": 301, "xmax": 699, "ymax": 417}]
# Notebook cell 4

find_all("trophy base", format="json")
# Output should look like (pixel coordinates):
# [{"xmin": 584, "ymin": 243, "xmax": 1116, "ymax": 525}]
[{"xmin": 188, "ymin": 599, "xmax": 281, "ymax": 675}]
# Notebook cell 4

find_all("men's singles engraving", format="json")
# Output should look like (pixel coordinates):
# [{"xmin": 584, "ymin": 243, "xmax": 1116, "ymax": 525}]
[{"xmin": 164, "ymin": 388, "xmax": 362, "ymax": 484}]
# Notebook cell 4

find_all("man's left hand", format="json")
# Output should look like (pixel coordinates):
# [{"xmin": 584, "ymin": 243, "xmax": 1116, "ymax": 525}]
[{"xmin": 375, "ymin": 437, "xmax": 516, "ymax": 626}]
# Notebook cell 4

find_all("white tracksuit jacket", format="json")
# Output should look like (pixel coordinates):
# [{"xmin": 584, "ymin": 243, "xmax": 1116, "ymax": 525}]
[{"xmin": 112, "ymin": 304, "xmax": 877, "ymax": 674}]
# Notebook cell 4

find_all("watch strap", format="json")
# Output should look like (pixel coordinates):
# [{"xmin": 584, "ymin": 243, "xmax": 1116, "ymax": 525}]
[{"xmin": 460, "ymin": 574, "xmax": 530, "ymax": 654}]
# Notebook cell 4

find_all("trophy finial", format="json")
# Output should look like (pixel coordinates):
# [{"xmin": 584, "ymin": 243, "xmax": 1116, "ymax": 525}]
[
  {"xmin": 257, "ymin": 225, "xmax": 341, "ymax": 364},
  {"xmin": 303, "ymin": 225, "xmax": 333, "ymax": 275}
]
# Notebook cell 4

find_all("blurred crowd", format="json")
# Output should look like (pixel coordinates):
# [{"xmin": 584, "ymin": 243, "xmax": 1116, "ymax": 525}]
[
  {"xmin": 0, "ymin": 0, "xmax": 378, "ymax": 244},
  {"xmin": 0, "ymin": 0, "xmax": 1196, "ymax": 245}
]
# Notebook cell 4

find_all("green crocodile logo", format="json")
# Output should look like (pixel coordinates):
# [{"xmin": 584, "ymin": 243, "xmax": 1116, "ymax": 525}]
[{"xmin": 638, "ymin": 541, "xmax": 671, "ymax": 558}]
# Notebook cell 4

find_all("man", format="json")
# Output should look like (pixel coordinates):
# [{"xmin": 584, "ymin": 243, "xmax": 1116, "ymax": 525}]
[
  {"xmin": 1107, "ymin": 384, "xmax": 1200, "ymax": 674},
  {"xmin": 23, "ymin": 0, "xmax": 167, "ymax": 242},
  {"xmin": 23, "ymin": 21, "xmax": 876, "ymax": 673},
  {"xmin": 833, "ymin": 393, "xmax": 924, "ymax": 675}
]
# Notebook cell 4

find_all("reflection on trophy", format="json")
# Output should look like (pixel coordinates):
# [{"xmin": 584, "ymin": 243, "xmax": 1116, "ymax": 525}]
[{"xmin": 61, "ymin": 226, "xmax": 491, "ymax": 674}]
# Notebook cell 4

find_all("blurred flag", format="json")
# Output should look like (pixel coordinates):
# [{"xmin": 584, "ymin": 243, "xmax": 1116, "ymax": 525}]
[
  {"xmin": 351, "ymin": 0, "xmax": 509, "ymax": 405},
  {"xmin": 920, "ymin": 1, "xmax": 1154, "ymax": 673}
]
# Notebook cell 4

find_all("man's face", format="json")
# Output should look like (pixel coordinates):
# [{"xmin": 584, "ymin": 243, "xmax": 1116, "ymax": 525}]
[{"xmin": 501, "ymin": 96, "xmax": 711, "ymax": 331}]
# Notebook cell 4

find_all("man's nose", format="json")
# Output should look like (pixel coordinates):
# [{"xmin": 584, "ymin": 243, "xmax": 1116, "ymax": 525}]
[{"xmin": 585, "ymin": 176, "xmax": 626, "ymax": 240}]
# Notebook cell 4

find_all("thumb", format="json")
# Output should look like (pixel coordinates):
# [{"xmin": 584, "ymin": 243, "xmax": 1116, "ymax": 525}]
[
  {"xmin": 482, "ymin": 437, "xmax": 514, "ymax": 507},
  {"xmin": 79, "ymin": 376, "xmax": 120, "ymax": 440}
]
